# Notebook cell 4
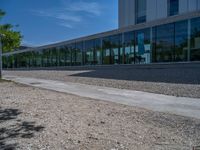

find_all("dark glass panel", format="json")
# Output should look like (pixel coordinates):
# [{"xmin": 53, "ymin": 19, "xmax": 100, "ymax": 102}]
[
  {"xmin": 69, "ymin": 43, "xmax": 76, "ymax": 66},
  {"xmin": 15, "ymin": 53, "xmax": 21, "ymax": 68},
  {"xmin": 135, "ymin": 28, "xmax": 151, "ymax": 64},
  {"xmin": 63, "ymin": 45, "xmax": 71, "ymax": 66},
  {"xmin": 168, "ymin": 0, "xmax": 179, "ymax": 16},
  {"xmin": 154, "ymin": 24, "xmax": 174, "ymax": 62},
  {"xmin": 35, "ymin": 50, "xmax": 43, "ymax": 67},
  {"xmin": 102, "ymin": 34, "xmax": 122, "ymax": 65},
  {"xmin": 50, "ymin": 47, "xmax": 58, "ymax": 67},
  {"xmin": 174, "ymin": 20, "xmax": 188, "ymax": 61},
  {"xmin": 43, "ymin": 49, "xmax": 49, "ymax": 67},
  {"xmin": 94, "ymin": 38, "xmax": 102, "ymax": 65},
  {"xmin": 59, "ymin": 46, "xmax": 66, "ymax": 66},
  {"xmin": 31, "ymin": 51, "xmax": 37, "ymax": 67},
  {"xmin": 85, "ymin": 40, "xmax": 95, "ymax": 65},
  {"xmin": 191, "ymin": 17, "xmax": 200, "ymax": 61},
  {"xmin": 124, "ymin": 31, "xmax": 135, "ymax": 64},
  {"xmin": 152, "ymin": 27, "xmax": 157, "ymax": 62},
  {"xmin": 111, "ymin": 34, "xmax": 122, "ymax": 64},
  {"xmin": 76, "ymin": 42, "xmax": 83, "ymax": 66},
  {"xmin": 135, "ymin": 0, "xmax": 146, "ymax": 24},
  {"xmin": 102, "ymin": 37, "xmax": 111, "ymax": 64}
]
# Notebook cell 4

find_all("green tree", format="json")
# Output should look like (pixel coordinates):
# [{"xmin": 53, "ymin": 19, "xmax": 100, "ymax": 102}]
[{"xmin": 0, "ymin": 9, "xmax": 22, "ymax": 53}]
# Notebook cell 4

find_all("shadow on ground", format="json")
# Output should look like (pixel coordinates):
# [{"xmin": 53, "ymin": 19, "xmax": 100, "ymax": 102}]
[
  {"xmin": 69, "ymin": 63, "xmax": 200, "ymax": 84},
  {"xmin": 0, "ymin": 107, "xmax": 44, "ymax": 150}
]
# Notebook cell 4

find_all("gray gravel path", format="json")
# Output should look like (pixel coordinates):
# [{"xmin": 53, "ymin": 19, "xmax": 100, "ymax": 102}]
[
  {"xmin": 3, "ymin": 70, "xmax": 200, "ymax": 98},
  {"xmin": 0, "ymin": 81, "xmax": 200, "ymax": 150}
]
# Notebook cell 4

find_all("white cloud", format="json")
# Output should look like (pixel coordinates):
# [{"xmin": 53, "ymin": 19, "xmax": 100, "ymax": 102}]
[
  {"xmin": 32, "ymin": 10, "xmax": 81, "ymax": 22},
  {"xmin": 58, "ymin": 22, "xmax": 73, "ymax": 28},
  {"xmin": 31, "ymin": 0, "xmax": 102, "ymax": 29},
  {"xmin": 65, "ymin": 1, "xmax": 102, "ymax": 16}
]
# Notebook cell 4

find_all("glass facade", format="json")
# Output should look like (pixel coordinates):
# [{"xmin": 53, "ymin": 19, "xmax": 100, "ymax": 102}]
[
  {"xmin": 174, "ymin": 21, "xmax": 188, "ymax": 61},
  {"xmin": 102, "ymin": 34, "xmax": 122, "ymax": 65},
  {"xmin": 135, "ymin": 0, "xmax": 146, "ymax": 24},
  {"xmin": 191, "ymin": 17, "xmax": 200, "ymax": 61},
  {"xmin": 168, "ymin": 0, "xmax": 179, "ymax": 16},
  {"xmin": 124, "ymin": 31, "xmax": 135, "ymax": 64},
  {"xmin": 85, "ymin": 40, "xmax": 95, "ymax": 65},
  {"xmin": 2, "ymin": 17, "xmax": 200, "ymax": 69},
  {"xmin": 135, "ymin": 28, "xmax": 150, "ymax": 64},
  {"xmin": 152, "ymin": 20, "xmax": 188, "ymax": 62}
]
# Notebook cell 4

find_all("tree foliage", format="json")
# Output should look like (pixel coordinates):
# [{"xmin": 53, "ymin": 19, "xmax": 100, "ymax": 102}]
[{"xmin": 0, "ymin": 9, "xmax": 22, "ymax": 53}]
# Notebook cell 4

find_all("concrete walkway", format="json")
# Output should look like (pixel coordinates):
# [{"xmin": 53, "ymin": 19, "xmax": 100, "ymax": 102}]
[{"xmin": 3, "ymin": 75, "xmax": 200, "ymax": 119}]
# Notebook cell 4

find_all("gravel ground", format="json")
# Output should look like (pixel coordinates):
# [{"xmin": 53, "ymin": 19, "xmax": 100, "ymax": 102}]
[
  {"xmin": 3, "ymin": 70, "xmax": 200, "ymax": 98},
  {"xmin": 0, "ymin": 81, "xmax": 200, "ymax": 150}
]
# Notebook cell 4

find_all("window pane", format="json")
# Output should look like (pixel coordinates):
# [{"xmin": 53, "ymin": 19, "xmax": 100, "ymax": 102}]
[
  {"xmin": 110, "ymin": 34, "xmax": 122, "ymax": 64},
  {"xmin": 191, "ymin": 17, "xmax": 200, "ymax": 61},
  {"xmin": 124, "ymin": 31, "xmax": 135, "ymax": 64},
  {"xmin": 85, "ymin": 40, "xmax": 95, "ymax": 65},
  {"xmin": 175, "ymin": 20, "xmax": 188, "ymax": 61},
  {"xmin": 95, "ymin": 38, "xmax": 102, "ymax": 65},
  {"xmin": 135, "ymin": 28, "xmax": 151, "ymax": 64},
  {"xmin": 135, "ymin": 0, "xmax": 146, "ymax": 24},
  {"xmin": 154, "ymin": 24, "xmax": 174, "ymax": 62},
  {"xmin": 70, "ymin": 44, "xmax": 76, "ymax": 66},
  {"xmin": 76, "ymin": 42, "xmax": 83, "ymax": 66},
  {"xmin": 168, "ymin": 0, "xmax": 179, "ymax": 16},
  {"xmin": 102, "ymin": 37, "xmax": 111, "ymax": 64}
]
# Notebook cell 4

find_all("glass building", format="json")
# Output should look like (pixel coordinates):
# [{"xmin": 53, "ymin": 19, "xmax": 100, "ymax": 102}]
[{"xmin": 2, "ymin": 0, "xmax": 200, "ymax": 69}]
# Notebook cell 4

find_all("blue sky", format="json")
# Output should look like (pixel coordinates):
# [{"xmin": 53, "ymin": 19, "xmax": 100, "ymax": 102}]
[{"xmin": 1, "ymin": 0, "xmax": 118, "ymax": 46}]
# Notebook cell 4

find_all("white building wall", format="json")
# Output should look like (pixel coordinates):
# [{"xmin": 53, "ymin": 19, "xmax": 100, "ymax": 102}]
[
  {"xmin": 155, "ymin": 0, "xmax": 168, "ymax": 20},
  {"xmin": 129, "ymin": 0, "xmax": 135, "ymax": 26},
  {"xmin": 179, "ymin": 0, "xmax": 188, "ymax": 13},
  {"xmin": 146, "ymin": 0, "xmax": 157, "ymax": 21},
  {"xmin": 118, "ymin": 0, "xmax": 126, "ymax": 28},
  {"xmin": 119, "ymin": 0, "xmax": 200, "ymax": 28},
  {"xmin": 188, "ymin": 0, "xmax": 197, "ymax": 11},
  {"xmin": 198, "ymin": 0, "xmax": 200, "ymax": 9}
]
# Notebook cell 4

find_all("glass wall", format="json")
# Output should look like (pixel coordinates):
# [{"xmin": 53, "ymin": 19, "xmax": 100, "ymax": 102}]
[
  {"xmin": 3, "ymin": 17, "xmax": 200, "ymax": 69},
  {"xmin": 85, "ymin": 40, "xmax": 95, "ymax": 65},
  {"xmin": 153, "ymin": 23, "xmax": 174, "ymax": 62},
  {"xmin": 65, "ymin": 45, "xmax": 72, "ymax": 66},
  {"xmin": 59, "ymin": 46, "xmax": 66, "ymax": 66},
  {"xmin": 69, "ymin": 43, "xmax": 76, "ymax": 66},
  {"xmin": 76, "ymin": 42, "xmax": 83, "ymax": 66},
  {"xmin": 94, "ymin": 38, "xmax": 102, "ymax": 65},
  {"xmin": 102, "ymin": 34, "xmax": 122, "ymax": 65},
  {"xmin": 174, "ymin": 20, "xmax": 188, "ymax": 61},
  {"xmin": 84, "ymin": 38, "xmax": 102, "ymax": 65},
  {"xmin": 135, "ymin": 28, "xmax": 151, "ymax": 64},
  {"xmin": 135, "ymin": 0, "xmax": 146, "ymax": 24},
  {"xmin": 43, "ymin": 49, "xmax": 50, "ymax": 67},
  {"xmin": 124, "ymin": 31, "xmax": 135, "ymax": 64},
  {"xmin": 168, "ymin": 0, "xmax": 179, "ymax": 16},
  {"xmin": 110, "ymin": 34, "xmax": 123, "ymax": 64},
  {"xmin": 191, "ymin": 17, "xmax": 200, "ymax": 61},
  {"xmin": 102, "ymin": 37, "xmax": 111, "ymax": 65},
  {"xmin": 153, "ymin": 20, "xmax": 188, "ymax": 62}
]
